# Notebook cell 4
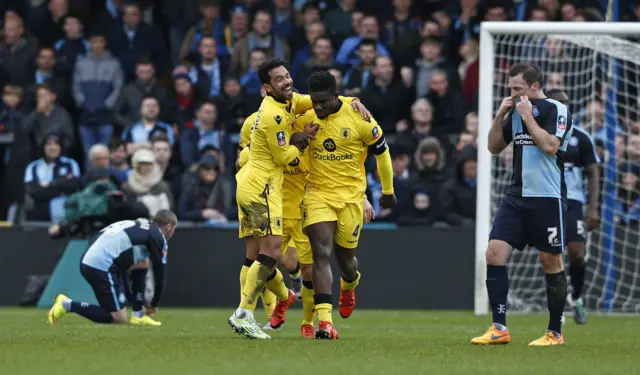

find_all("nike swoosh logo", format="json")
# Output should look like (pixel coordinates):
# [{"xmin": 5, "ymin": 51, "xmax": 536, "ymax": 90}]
[{"xmin": 491, "ymin": 333, "xmax": 508, "ymax": 340}]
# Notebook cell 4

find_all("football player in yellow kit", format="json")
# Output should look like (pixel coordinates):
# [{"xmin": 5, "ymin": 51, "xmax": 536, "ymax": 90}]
[
  {"xmin": 303, "ymin": 71, "xmax": 397, "ymax": 339},
  {"xmin": 229, "ymin": 59, "xmax": 370, "ymax": 339}
]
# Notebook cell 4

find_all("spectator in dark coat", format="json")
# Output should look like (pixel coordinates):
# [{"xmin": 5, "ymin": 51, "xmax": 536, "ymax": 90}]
[
  {"xmin": 27, "ymin": 0, "xmax": 68, "ymax": 47},
  {"xmin": 383, "ymin": 0, "xmax": 422, "ymax": 67},
  {"xmin": 179, "ymin": 0, "xmax": 228, "ymax": 62},
  {"xmin": 291, "ymin": 21, "xmax": 326, "ymax": 78},
  {"xmin": 240, "ymin": 46, "xmax": 265, "ymax": 94},
  {"xmin": 53, "ymin": 14, "xmax": 90, "ymax": 79},
  {"xmin": 114, "ymin": 58, "xmax": 174, "ymax": 129},
  {"xmin": 107, "ymin": 2, "xmax": 166, "ymax": 82},
  {"xmin": 271, "ymin": 0, "xmax": 294, "ymax": 42},
  {"xmin": 190, "ymin": 36, "xmax": 227, "ymax": 99},
  {"xmin": 86, "ymin": 143, "xmax": 128, "ymax": 185},
  {"xmin": 91, "ymin": 0, "xmax": 124, "ymax": 36},
  {"xmin": 108, "ymin": 137, "xmax": 130, "ymax": 174},
  {"xmin": 178, "ymin": 153, "xmax": 231, "ymax": 222},
  {"xmin": 72, "ymin": 31, "xmax": 123, "ymax": 157},
  {"xmin": 0, "ymin": 14, "xmax": 38, "ymax": 87},
  {"xmin": 343, "ymin": 38, "xmax": 377, "ymax": 97},
  {"xmin": 361, "ymin": 56, "xmax": 415, "ymax": 133},
  {"xmin": 24, "ymin": 133, "xmax": 81, "ymax": 222},
  {"xmin": 396, "ymin": 189, "xmax": 437, "ymax": 226},
  {"xmin": 409, "ymin": 136, "xmax": 448, "ymax": 204},
  {"xmin": 440, "ymin": 144, "xmax": 476, "ymax": 226},
  {"xmin": 151, "ymin": 134, "xmax": 182, "ymax": 204},
  {"xmin": 426, "ymin": 70, "xmax": 465, "ymax": 135},
  {"xmin": 214, "ymin": 75, "xmax": 253, "ymax": 133},
  {"xmin": 180, "ymin": 100, "xmax": 233, "ymax": 169},
  {"xmin": 0, "ymin": 84, "xmax": 29, "ymax": 218},
  {"xmin": 324, "ymin": 0, "xmax": 357, "ymax": 48},
  {"xmin": 171, "ymin": 70, "xmax": 202, "ymax": 131},
  {"xmin": 22, "ymin": 83, "xmax": 75, "ymax": 154},
  {"xmin": 293, "ymin": 36, "xmax": 335, "ymax": 94},
  {"xmin": 26, "ymin": 47, "xmax": 71, "ymax": 111},
  {"xmin": 162, "ymin": 0, "xmax": 201, "ymax": 66}
]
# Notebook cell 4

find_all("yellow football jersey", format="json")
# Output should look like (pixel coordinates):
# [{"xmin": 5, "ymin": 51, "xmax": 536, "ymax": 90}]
[
  {"xmin": 239, "ymin": 112, "xmax": 257, "ymax": 149},
  {"xmin": 306, "ymin": 102, "xmax": 384, "ymax": 204},
  {"xmin": 282, "ymin": 110, "xmax": 314, "ymax": 219},
  {"xmin": 237, "ymin": 93, "xmax": 315, "ymax": 195}
]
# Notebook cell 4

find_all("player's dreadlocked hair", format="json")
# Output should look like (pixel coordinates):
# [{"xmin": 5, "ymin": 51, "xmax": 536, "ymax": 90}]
[
  {"xmin": 257, "ymin": 58, "xmax": 289, "ymax": 85},
  {"xmin": 308, "ymin": 70, "xmax": 337, "ymax": 93}
]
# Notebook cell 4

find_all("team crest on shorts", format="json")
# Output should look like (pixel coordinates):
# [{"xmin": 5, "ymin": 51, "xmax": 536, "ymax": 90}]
[
  {"xmin": 557, "ymin": 115, "xmax": 567, "ymax": 130},
  {"xmin": 277, "ymin": 130, "xmax": 286, "ymax": 146},
  {"xmin": 273, "ymin": 217, "xmax": 282, "ymax": 229},
  {"xmin": 532, "ymin": 105, "xmax": 540, "ymax": 117}
]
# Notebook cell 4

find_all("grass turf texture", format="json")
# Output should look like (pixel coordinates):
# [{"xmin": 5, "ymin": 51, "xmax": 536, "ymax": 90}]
[{"xmin": 0, "ymin": 308, "xmax": 638, "ymax": 375}]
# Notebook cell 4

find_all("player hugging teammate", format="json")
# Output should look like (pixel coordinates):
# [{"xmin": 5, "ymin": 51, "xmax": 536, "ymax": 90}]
[{"xmin": 231, "ymin": 59, "xmax": 393, "ymax": 340}]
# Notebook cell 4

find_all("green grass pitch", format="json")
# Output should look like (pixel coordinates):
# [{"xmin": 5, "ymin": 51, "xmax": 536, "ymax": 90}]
[{"xmin": 0, "ymin": 308, "xmax": 638, "ymax": 375}]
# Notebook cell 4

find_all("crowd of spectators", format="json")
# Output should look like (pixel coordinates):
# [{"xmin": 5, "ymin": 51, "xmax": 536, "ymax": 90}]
[{"xmin": 0, "ymin": 0, "xmax": 637, "ymax": 227}]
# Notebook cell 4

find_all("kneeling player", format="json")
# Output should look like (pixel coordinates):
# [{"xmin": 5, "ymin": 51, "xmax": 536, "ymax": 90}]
[
  {"xmin": 47, "ymin": 210, "xmax": 177, "ymax": 325},
  {"xmin": 472, "ymin": 64, "xmax": 572, "ymax": 346},
  {"xmin": 303, "ymin": 71, "xmax": 396, "ymax": 339}
]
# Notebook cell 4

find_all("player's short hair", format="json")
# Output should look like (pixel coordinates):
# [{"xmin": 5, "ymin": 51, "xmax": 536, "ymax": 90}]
[
  {"xmin": 108, "ymin": 137, "xmax": 125, "ymax": 150},
  {"xmin": 308, "ymin": 70, "xmax": 337, "ymax": 93},
  {"xmin": 312, "ymin": 35, "xmax": 331, "ymax": 47},
  {"xmin": 151, "ymin": 133, "xmax": 170, "ymax": 145},
  {"xmin": 545, "ymin": 88, "xmax": 565, "ymax": 98},
  {"xmin": 153, "ymin": 209, "xmax": 178, "ymax": 228},
  {"xmin": 359, "ymin": 38, "xmax": 377, "ymax": 49},
  {"xmin": 257, "ymin": 58, "xmax": 289, "ymax": 85},
  {"xmin": 509, "ymin": 63, "xmax": 544, "ymax": 86},
  {"xmin": 36, "ymin": 82, "xmax": 55, "ymax": 94},
  {"xmin": 198, "ymin": 99, "xmax": 216, "ymax": 110},
  {"xmin": 422, "ymin": 35, "xmax": 441, "ymax": 46}
]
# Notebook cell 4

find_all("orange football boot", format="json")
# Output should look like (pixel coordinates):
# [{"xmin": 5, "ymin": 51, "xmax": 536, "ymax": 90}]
[
  {"xmin": 315, "ymin": 321, "xmax": 339, "ymax": 340},
  {"xmin": 268, "ymin": 289, "xmax": 296, "ymax": 329},
  {"xmin": 301, "ymin": 324, "xmax": 316, "ymax": 338},
  {"xmin": 339, "ymin": 287, "xmax": 356, "ymax": 318}
]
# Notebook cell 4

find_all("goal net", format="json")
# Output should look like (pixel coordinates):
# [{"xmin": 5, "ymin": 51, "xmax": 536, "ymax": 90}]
[{"xmin": 476, "ymin": 22, "xmax": 640, "ymax": 315}]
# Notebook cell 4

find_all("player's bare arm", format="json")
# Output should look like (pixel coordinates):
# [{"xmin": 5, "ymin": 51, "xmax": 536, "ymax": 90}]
[
  {"xmin": 584, "ymin": 163, "xmax": 600, "ymax": 230},
  {"xmin": 517, "ymin": 95, "xmax": 561, "ymax": 156},
  {"xmin": 488, "ymin": 96, "xmax": 512, "ymax": 154}
]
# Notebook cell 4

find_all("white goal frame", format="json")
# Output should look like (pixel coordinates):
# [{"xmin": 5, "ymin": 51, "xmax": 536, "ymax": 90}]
[{"xmin": 475, "ymin": 22, "xmax": 640, "ymax": 316}]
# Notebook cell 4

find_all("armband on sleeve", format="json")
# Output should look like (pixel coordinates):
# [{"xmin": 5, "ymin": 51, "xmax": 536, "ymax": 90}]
[{"xmin": 370, "ymin": 136, "xmax": 388, "ymax": 155}]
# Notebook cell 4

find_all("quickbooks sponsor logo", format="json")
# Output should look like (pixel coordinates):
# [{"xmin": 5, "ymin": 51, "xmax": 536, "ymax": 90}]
[
  {"xmin": 514, "ymin": 133, "xmax": 534, "ymax": 146},
  {"xmin": 312, "ymin": 152, "xmax": 354, "ymax": 161}
]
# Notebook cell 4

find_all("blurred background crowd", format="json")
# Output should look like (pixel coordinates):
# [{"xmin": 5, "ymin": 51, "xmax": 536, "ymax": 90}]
[{"xmin": 0, "ymin": 0, "xmax": 637, "ymax": 229}]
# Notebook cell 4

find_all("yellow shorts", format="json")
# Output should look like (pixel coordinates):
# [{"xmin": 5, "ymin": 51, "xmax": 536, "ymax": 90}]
[
  {"xmin": 302, "ymin": 196, "xmax": 363, "ymax": 249},
  {"xmin": 281, "ymin": 218, "xmax": 312, "ymax": 264},
  {"xmin": 237, "ymin": 188, "xmax": 283, "ymax": 238}
]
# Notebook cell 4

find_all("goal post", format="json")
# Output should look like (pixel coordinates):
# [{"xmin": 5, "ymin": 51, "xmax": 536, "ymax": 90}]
[{"xmin": 475, "ymin": 21, "xmax": 640, "ymax": 316}]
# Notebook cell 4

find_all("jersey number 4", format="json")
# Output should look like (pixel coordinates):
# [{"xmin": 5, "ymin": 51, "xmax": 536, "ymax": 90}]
[{"xmin": 352, "ymin": 225, "xmax": 360, "ymax": 237}]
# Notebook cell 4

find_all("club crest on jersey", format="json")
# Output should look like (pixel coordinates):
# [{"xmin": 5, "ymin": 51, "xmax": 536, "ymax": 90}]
[
  {"xmin": 276, "ymin": 130, "xmax": 286, "ymax": 146},
  {"xmin": 558, "ymin": 115, "xmax": 567, "ymax": 130},
  {"xmin": 274, "ymin": 115, "xmax": 283, "ymax": 125},
  {"xmin": 323, "ymin": 138, "xmax": 336, "ymax": 152},
  {"xmin": 531, "ymin": 105, "xmax": 540, "ymax": 117},
  {"xmin": 289, "ymin": 157, "xmax": 300, "ymax": 167},
  {"xmin": 372, "ymin": 126, "xmax": 380, "ymax": 139},
  {"xmin": 341, "ymin": 128, "xmax": 351, "ymax": 140},
  {"xmin": 570, "ymin": 136, "xmax": 579, "ymax": 146}
]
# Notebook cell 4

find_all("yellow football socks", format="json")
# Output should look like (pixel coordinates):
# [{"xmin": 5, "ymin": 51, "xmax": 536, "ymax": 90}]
[
  {"xmin": 239, "ymin": 264, "xmax": 250, "ymax": 299},
  {"xmin": 301, "ymin": 282, "xmax": 316, "ymax": 326},
  {"xmin": 261, "ymin": 289, "xmax": 276, "ymax": 317},
  {"xmin": 316, "ymin": 303, "xmax": 333, "ymax": 324},
  {"xmin": 239, "ymin": 259, "xmax": 273, "ymax": 310},
  {"xmin": 265, "ymin": 268, "xmax": 289, "ymax": 301},
  {"xmin": 289, "ymin": 268, "xmax": 301, "ymax": 280},
  {"xmin": 341, "ymin": 271, "xmax": 361, "ymax": 291}
]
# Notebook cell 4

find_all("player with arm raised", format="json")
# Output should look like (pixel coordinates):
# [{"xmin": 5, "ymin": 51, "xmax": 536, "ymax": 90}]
[
  {"xmin": 472, "ymin": 63, "xmax": 572, "ymax": 346},
  {"xmin": 47, "ymin": 210, "xmax": 177, "ymax": 326},
  {"xmin": 547, "ymin": 89, "xmax": 600, "ymax": 325},
  {"xmin": 303, "ymin": 71, "xmax": 396, "ymax": 339},
  {"xmin": 229, "ymin": 59, "xmax": 370, "ymax": 340}
]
